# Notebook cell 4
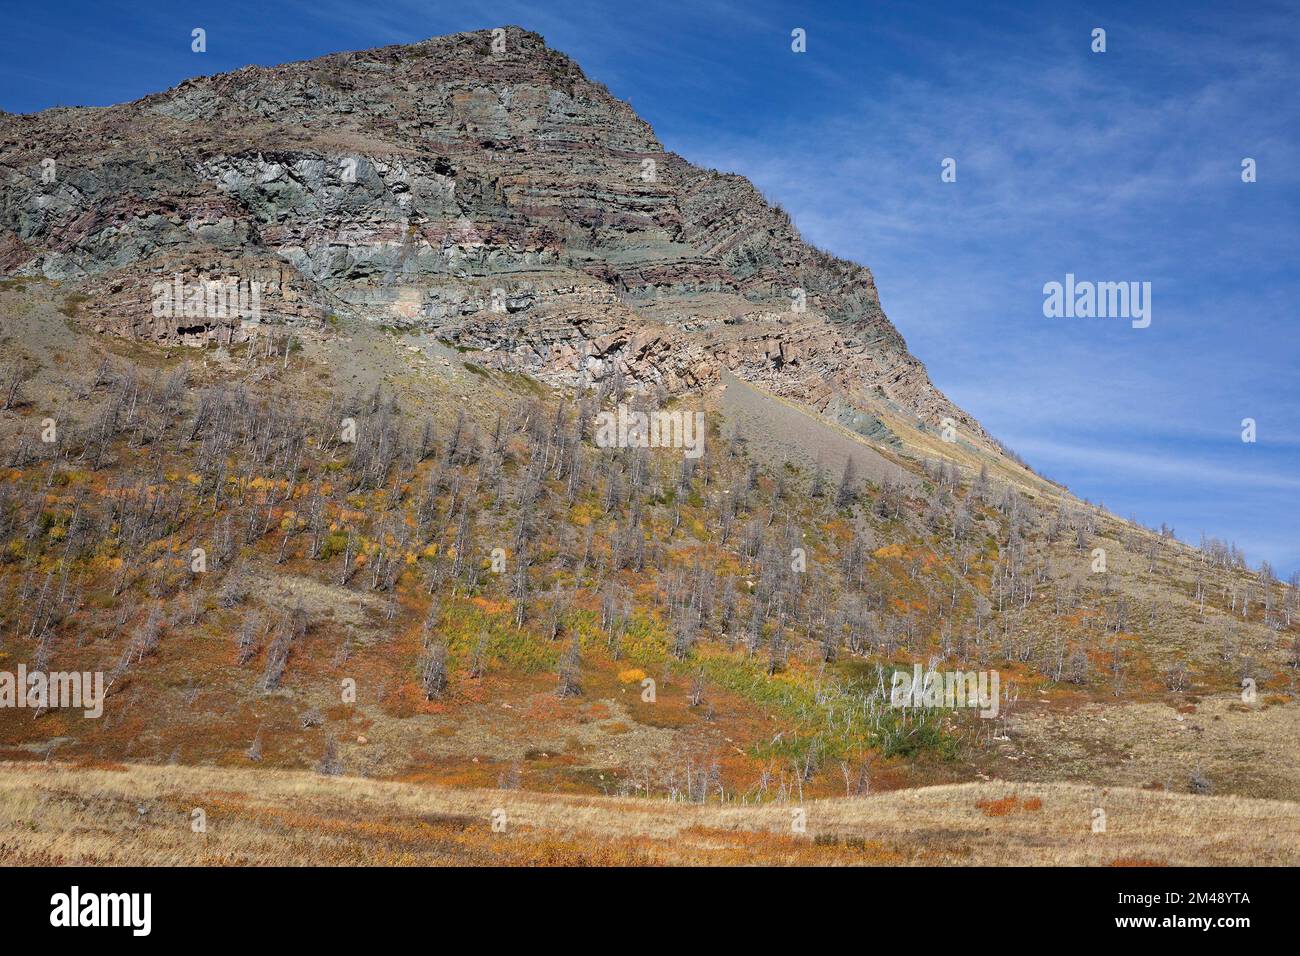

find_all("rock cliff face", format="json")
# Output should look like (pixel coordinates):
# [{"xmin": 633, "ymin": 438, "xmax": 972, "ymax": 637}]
[{"xmin": 0, "ymin": 26, "xmax": 986, "ymax": 442}]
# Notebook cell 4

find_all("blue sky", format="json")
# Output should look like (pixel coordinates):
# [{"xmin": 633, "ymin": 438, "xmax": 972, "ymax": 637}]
[{"xmin": 3, "ymin": 0, "xmax": 1297, "ymax": 574}]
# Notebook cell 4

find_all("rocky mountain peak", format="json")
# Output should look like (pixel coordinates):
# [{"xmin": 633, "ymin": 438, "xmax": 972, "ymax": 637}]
[{"xmin": 0, "ymin": 27, "xmax": 989, "ymax": 448}]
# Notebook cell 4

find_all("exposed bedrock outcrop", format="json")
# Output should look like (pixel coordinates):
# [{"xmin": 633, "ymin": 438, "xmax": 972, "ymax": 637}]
[{"xmin": 0, "ymin": 26, "xmax": 986, "ymax": 442}]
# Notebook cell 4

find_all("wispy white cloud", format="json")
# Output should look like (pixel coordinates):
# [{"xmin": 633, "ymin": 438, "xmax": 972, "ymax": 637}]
[{"xmin": 1006, "ymin": 435, "xmax": 1300, "ymax": 491}]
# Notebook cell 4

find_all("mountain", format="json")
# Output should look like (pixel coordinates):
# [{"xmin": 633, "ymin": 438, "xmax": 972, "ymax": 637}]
[
  {"xmin": 1, "ymin": 27, "xmax": 1297, "ymax": 866},
  {"xmin": 0, "ymin": 26, "xmax": 986, "ymax": 446}
]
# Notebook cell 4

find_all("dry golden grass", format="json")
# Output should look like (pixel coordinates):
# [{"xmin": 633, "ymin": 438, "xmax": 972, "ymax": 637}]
[
  {"xmin": 1, "ymin": 761, "xmax": 1296, "ymax": 866},
  {"xmin": 1004, "ymin": 694, "xmax": 1300, "ymax": 800}
]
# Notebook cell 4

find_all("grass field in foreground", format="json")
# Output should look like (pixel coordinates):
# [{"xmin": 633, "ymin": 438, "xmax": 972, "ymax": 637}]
[{"xmin": 1, "ymin": 761, "xmax": 1296, "ymax": 866}]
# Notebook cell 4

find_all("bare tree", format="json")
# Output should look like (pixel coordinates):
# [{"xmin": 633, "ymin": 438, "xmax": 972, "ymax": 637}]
[
  {"xmin": 420, "ymin": 641, "xmax": 448, "ymax": 699},
  {"xmin": 835, "ymin": 457, "xmax": 859, "ymax": 509},
  {"xmin": 555, "ymin": 635, "xmax": 582, "ymax": 697}
]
